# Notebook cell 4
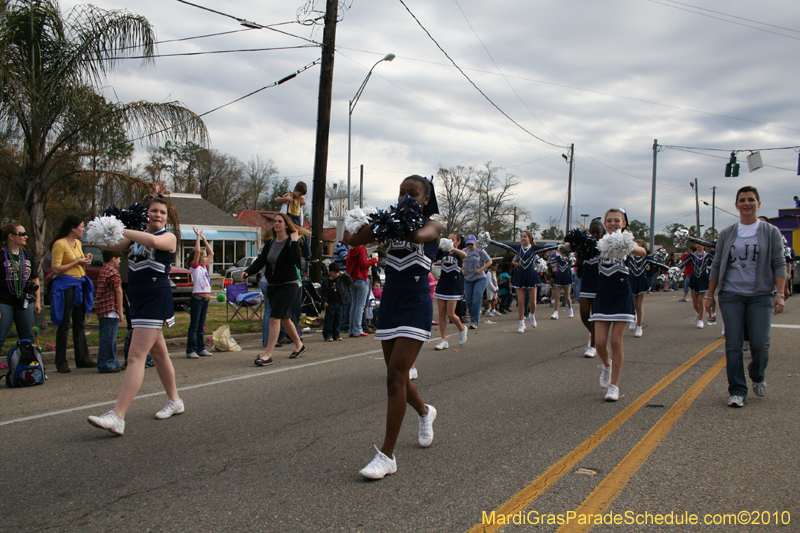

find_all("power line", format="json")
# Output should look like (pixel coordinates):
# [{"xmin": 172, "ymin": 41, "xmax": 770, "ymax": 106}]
[
  {"xmin": 661, "ymin": 144, "xmax": 800, "ymax": 152},
  {"xmin": 397, "ymin": 0, "xmax": 570, "ymax": 150},
  {"xmin": 660, "ymin": 0, "xmax": 800, "ymax": 34},
  {"xmin": 107, "ymin": 45, "xmax": 318, "ymax": 60},
  {"xmin": 574, "ymin": 149, "xmax": 650, "ymax": 182}
]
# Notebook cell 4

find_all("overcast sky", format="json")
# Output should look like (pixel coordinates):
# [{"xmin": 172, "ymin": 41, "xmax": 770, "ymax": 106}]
[{"xmin": 61, "ymin": 0, "xmax": 800, "ymax": 235}]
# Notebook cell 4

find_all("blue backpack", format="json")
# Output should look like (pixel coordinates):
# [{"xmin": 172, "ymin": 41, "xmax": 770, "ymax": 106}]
[{"xmin": 5, "ymin": 339, "xmax": 46, "ymax": 388}]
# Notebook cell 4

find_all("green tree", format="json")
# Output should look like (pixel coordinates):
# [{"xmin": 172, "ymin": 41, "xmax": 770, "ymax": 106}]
[
  {"xmin": 541, "ymin": 216, "xmax": 564, "ymax": 240},
  {"xmin": 526, "ymin": 221, "xmax": 541, "ymax": 240},
  {"xmin": 0, "ymin": 0, "xmax": 207, "ymax": 283},
  {"xmin": 627, "ymin": 219, "xmax": 650, "ymax": 241}
]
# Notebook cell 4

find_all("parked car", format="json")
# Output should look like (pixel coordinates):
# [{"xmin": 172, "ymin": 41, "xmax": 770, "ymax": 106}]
[
  {"xmin": 224, "ymin": 256, "xmax": 260, "ymax": 287},
  {"xmin": 43, "ymin": 245, "xmax": 194, "ymax": 306}
]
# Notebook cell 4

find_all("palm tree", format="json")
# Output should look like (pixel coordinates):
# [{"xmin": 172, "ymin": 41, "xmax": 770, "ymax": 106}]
[{"xmin": 0, "ymin": 0, "xmax": 207, "ymax": 278}]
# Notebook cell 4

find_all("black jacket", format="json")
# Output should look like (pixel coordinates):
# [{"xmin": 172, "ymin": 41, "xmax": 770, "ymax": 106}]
[
  {"xmin": 245, "ymin": 238, "xmax": 301, "ymax": 285},
  {"xmin": 319, "ymin": 273, "xmax": 353, "ymax": 305}
]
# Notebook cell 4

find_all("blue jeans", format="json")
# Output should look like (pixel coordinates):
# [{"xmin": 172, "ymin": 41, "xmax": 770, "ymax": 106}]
[
  {"xmin": 718, "ymin": 291, "xmax": 773, "ymax": 398},
  {"xmin": 0, "ymin": 302, "xmax": 35, "ymax": 355},
  {"xmin": 97, "ymin": 317, "xmax": 121, "ymax": 372},
  {"xmin": 340, "ymin": 301, "xmax": 351, "ymax": 331},
  {"xmin": 186, "ymin": 295, "xmax": 210, "ymax": 354},
  {"xmin": 56, "ymin": 286, "xmax": 90, "ymax": 368},
  {"xmin": 260, "ymin": 279, "xmax": 272, "ymax": 347},
  {"xmin": 464, "ymin": 276, "xmax": 487, "ymax": 326},
  {"xmin": 323, "ymin": 303, "xmax": 342, "ymax": 340},
  {"xmin": 349, "ymin": 279, "xmax": 370, "ymax": 336},
  {"xmin": 683, "ymin": 276, "xmax": 690, "ymax": 295}
]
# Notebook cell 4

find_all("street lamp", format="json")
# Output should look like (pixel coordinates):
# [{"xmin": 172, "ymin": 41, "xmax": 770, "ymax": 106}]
[
  {"xmin": 347, "ymin": 53, "xmax": 395, "ymax": 210},
  {"xmin": 580, "ymin": 213, "xmax": 590, "ymax": 227}
]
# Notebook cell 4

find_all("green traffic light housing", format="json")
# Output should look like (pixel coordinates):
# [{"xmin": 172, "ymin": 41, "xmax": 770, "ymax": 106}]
[{"xmin": 725, "ymin": 152, "xmax": 739, "ymax": 177}]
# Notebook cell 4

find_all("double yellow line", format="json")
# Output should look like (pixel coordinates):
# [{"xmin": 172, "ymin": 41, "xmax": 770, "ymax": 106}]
[{"xmin": 469, "ymin": 338, "xmax": 725, "ymax": 533}]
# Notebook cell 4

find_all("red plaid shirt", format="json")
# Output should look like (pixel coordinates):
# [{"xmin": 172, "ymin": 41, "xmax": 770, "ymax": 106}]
[{"xmin": 95, "ymin": 264, "xmax": 122, "ymax": 318}]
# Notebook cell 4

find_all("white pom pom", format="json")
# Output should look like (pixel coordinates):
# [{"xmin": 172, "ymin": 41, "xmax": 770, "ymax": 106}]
[
  {"xmin": 438, "ymin": 237, "xmax": 454, "ymax": 252},
  {"xmin": 85, "ymin": 216, "xmax": 125, "ymax": 246},
  {"xmin": 535, "ymin": 257, "xmax": 548, "ymax": 273},
  {"xmin": 476, "ymin": 231, "xmax": 490, "ymax": 249},
  {"xmin": 344, "ymin": 207, "xmax": 376, "ymax": 235},
  {"xmin": 673, "ymin": 228, "xmax": 689, "ymax": 248},
  {"xmin": 597, "ymin": 230, "xmax": 635, "ymax": 260}
]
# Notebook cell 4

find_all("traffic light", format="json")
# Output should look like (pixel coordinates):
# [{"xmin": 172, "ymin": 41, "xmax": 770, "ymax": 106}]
[{"xmin": 725, "ymin": 152, "xmax": 739, "ymax": 177}]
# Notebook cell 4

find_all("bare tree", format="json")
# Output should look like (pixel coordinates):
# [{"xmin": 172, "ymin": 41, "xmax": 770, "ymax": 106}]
[
  {"xmin": 195, "ymin": 150, "xmax": 246, "ymax": 213},
  {"xmin": 436, "ymin": 164, "xmax": 475, "ymax": 235},
  {"xmin": 472, "ymin": 162, "xmax": 526, "ymax": 239},
  {"xmin": 243, "ymin": 155, "xmax": 278, "ymax": 210}
]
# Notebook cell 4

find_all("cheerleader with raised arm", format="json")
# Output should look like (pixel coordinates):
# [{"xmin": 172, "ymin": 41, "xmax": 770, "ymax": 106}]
[
  {"xmin": 350, "ymin": 175, "xmax": 442, "ymax": 480},
  {"xmin": 87, "ymin": 194, "xmax": 184, "ymax": 435},
  {"xmin": 591, "ymin": 209, "xmax": 646, "ymax": 402},
  {"xmin": 626, "ymin": 240, "xmax": 669, "ymax": 338},
  {"xmin": 549, "ymin": 250, "xmax": 574, "ymax": 320},
  {"xmin": 676, "ymin": 244, "xmax": 714, "ymax": 328},
  {"xmin": 489, "ymin": 231, "xmax": 557, "ymax": 333},
  {"xmin": 432, "ymin": 234, "xmax": 468, "ymax": 350}
]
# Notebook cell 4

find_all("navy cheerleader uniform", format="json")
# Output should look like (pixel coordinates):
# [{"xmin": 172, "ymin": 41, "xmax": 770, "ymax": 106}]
[
  {"xmin": 589, "ymin": 258, "xmax": 635, "ymax": 323},
  {"xmin": 678, "ymin": 252, "xmax": 713, "ymax": 293},
  {"xmin": 127, "ymin": 229, "xmax": 175, "ymax": 329},
  {"xmin": 376, "ymin": 237, "xmax": 439, "ymax": 342},
  {"xmin": 579, "ymin": 256, "xmax": 600, "ymax": 299},
  {"xmin": 433, "ymin": 252, "xmax": 463, "ymax": 301},
  {"xmin": 626, "ymin": 255, "xmax": 668, "ymax": 296},
  {"xmin": 489, "ymin": 241, "xmax": 557, "ymax": 289},
  {"xmin": 552, "ymin": 254, "xmax": 574, "ymax": 287}
]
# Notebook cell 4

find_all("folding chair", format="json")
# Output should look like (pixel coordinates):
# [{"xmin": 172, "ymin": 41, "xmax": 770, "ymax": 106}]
[{"xmin": 226, "ymin": 283, "xmax": 263, "ymax": 322}]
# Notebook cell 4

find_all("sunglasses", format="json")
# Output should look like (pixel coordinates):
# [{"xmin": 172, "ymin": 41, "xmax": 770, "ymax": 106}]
[{"xmin": 11, "ymin": 231, "xmax": 27, "ymax": 237}]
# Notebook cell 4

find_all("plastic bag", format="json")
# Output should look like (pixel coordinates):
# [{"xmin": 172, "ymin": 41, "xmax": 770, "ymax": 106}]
[{"xmin": 212, "ymin": 325, "xmax": 241, "ymax": 352}]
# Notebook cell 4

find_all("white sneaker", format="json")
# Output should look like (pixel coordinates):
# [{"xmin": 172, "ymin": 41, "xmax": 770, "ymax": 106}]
[
  {"xmin": 530, "ymin": 315, "xmax": 537, "ymax": 328},
  {"xmin": 605, "ymin": 384, "xmax": 620, "ymax": 401},
  {"xmin": 186, "ymin": 352, "xmax": 199, "ymax": 359},
  {"xmin": 599, "ymin": 364, "xmax": 612, "ymax": 389},
  {"xmin": 696, "ymin": 320, "xmax": 704, "ymax": 329},
  {"xmin": 87, "ymin": 410, "xmax": 125, "ymax": 435},
  {"xmin": 584, "ymin": 346, "xmax": 596, "ymax": 358},
  {"xmin": 518, "ymin": 320, "xmax": 525, "ymax": 333},
  {"xmin": 550, "ymin": 311, "xmax": 558, "ymax": 320},
  {"xmin": 359, "ymin": 445, "xmax": 397, "ymax": 479},
  {"xmin": 459, "ymin": 327, "xmax": 468, "ymax": 345},
  {"xmin": 434, "ymin": 339, "xmax": 449, "ymax": 350},
  {"xmin": 418, "ymin": 404, "xmax": 437, "ymax": 447},
  {"xmin": 155, "ymin": 399, "xmax": 185, "ymax": 420},
  {"xmin": 727, "ymin": 395, "xmax": 745, "ymax": 408},
  {"xmin": 568, "ymin": 308, "xmax": 574, "ymax": 318},
  {"xmin": 628, "ymin": 321, "xmax": 635, "ymax": 331},
  {"xmin": 634, "ymin": 326, "xmax": 643, "ymax": 338},
  {"xmin": 198, "ymin": 349, "xmax": 213, "ymax": 357},
  {"xmin": 409, "ymin": 367, "xmax": 418, "ymax": 380}
]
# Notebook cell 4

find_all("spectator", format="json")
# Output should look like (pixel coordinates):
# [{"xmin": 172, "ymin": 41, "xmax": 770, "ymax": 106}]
[
  {"xmin": 277, "ymin": 181, "xmax": 311, "ymax": 259},
  {"xmin": 186, "ymin": 228, "xmax": 214, "ymax": 359},
  {"xmin": 345, "ymin": 243, "xmax": 378, "ymax": 337},
  {"xmin": 94, "ymin": 251, "xmax": 123, "ymax": 373},
  {"xmin": 320, "ymin": 261, "xmax": 351, "ymax": 341},
  {"xmin": 0, "ymin": 222, "xmax": 41, "ymax": 357},
  {"xmin": 794, "ymin": 195, "xmax": 800, "ymax": 208},
  {"xmin": 462, "ymin": 234, "xmax": 492, "ymax": 329}
]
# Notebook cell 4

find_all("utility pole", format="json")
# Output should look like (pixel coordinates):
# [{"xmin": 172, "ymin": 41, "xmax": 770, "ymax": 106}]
[
  {"xmin": 309, "ymin": 0, "xmax": 338, "ymax": 282},
  {"xmin": 649, "ymin": 140, "xmax": 658, "ymax": 253},
  {"xmin": 565, "ymin": 143, "xmax": 574, "ymax": 234},
  {"xmin": 711, "ymin": 186, "xmax": 716, "ymax": 239},
  {"xmin": 359, "ymin": 164, "xmax": 364, "ymax": 208},
  {"xmin": 694, "ymin": 178, "xmax": 700, "ymax": 237},
  {"xmin": 513, "ymin": 206, "xmax": 517, "ymax": 241}
]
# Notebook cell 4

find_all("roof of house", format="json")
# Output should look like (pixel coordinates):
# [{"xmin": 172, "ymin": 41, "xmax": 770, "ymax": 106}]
[
  {"xmin": 170, "ymin": 193, "xmax": 247, "ymax": 227},
  {"xmin": 235, "ymin": 209, "xmax": 312, "ymax": 230}
]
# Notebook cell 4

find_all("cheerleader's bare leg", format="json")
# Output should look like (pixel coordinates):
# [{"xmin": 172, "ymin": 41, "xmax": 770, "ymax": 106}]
[
  {"xmin": 580, "ymin": 297, "xmax": 595, "ymax": 346},
  {"xmin": 634, "ymin": 293, "xmax": 645, "ymax": 327},
  {"xmin": 516, "ymin": 288, "xmax": 526, "ymax": 320},
  {"xmin": 594, "ymin": 321, "xmax": 611, "ymax": 368},
  {"xmin": 528, "ymin": 288, "xmax": 538, "ymax": 316},
  {"xmin": 439, "ymin": 299, "xmax": 464, "ymax": 339},
  {"xmin": 552, "ymin": 286, "xmax": 561, "ymax": 314},
  {"xmin": 380, "ymin": 338, "xmax": 427, "ymax": 457},
  {"xmin": 437, "ymin": 299, "xmax": 448, "ymax": 340},
  {"xmin": 608, "ymin": 321, "xmax": 626, "ymax": 385},
  {"xmin": 691, "ymin": 290, "xmax": 705, "ymax": 322}
]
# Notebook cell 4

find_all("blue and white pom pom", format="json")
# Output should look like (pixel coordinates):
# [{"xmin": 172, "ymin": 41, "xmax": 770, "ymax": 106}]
[
  {"xmin": 476, "ymin": 231, "xmax": 490, "ymax": 250},
  {"xmin": 438, "ymin": 237, "xmax": 454, "ymax": 253},
  {"xmin": 535, "ymin": 257, "xmax": 548, "ymax": 273},
  {"xmin": 344, "ymin": 207, "xmax": 377, "ymax": 235},
  {"xmin": 369, "ymin": 196, "xmax": 426, "ymax": 244},
  {"xmin": 653, "ymin": 248, "xmax": 669, "ymax": 264},
  {"xmin": 597, "ymin": 230, "xmax": 635, "ymax": 260},
  {"xmin": 673, "ymin": 228, "xmax": 690, "ymax": 248},
  {"xmin": 668, "ymin": 266, "xmax": 683, "ymax": 281},
  {"xmin": 85, "ymin": 216, "xmax": 125, "ymax": 246}
]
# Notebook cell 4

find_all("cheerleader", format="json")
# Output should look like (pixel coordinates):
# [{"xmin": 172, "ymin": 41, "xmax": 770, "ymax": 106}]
[
  {"xmin": 352, "ymin": 175, "xmax": 441, "ymax": 480},
  {"xmin": 432, "ymin": 233, "xmax": 468, "ymax": 350},
  {"xmin": 87, "ymin": 194, "xmax": 184, "ymax": 435},
  {"xmin": 676, "ymin": 244, "xmax": 714, "ymax": 328},
  {"xmin": 590, "ymin": 209, "xmax": 646, "ymax": 402},
  {"xmin": 577, "ymin": 219, "xmax": 605, "ymax": 357},
  {"xmin": 549, "ymin": 250, "xmax": 574, "ymax": 320},
  {"xmin": 626, "ymin": 240, "xmax": 669, "ymax": 337},
  {"xmin": 489, "ymin": 231, "xmax": 556, "ymax": 333}
]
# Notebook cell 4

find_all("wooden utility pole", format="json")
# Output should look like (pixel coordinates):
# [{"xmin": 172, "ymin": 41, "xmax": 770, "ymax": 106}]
[
  {"xmin": 649, "ymin": 140, "xmax": 658, "ymax": 253},
  {"xmin": 694, "ymin": 178, "xmax": 701, "ymax": 237},
  {"xmin": 711, "ymin": 186, "xmax": 716, "ymax": 239},
  {"xmin": 359, "ymin": 164, "xmax": 364, "ymax": 208},
  {"xmin": 309, "ymin": 0, "xmax": 338, "ymax": 282},
  {"xmin": 565, "ymin": 143, "xmax": 574, "ymax": 234}
]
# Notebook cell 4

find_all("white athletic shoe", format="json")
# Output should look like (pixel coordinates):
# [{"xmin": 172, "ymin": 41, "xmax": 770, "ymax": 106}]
[
  {"xmin": 605, "ymin": 384, "xmax": 620, "ymax": 402},
  {"xmin": 696, "ymin": 320, "xmax": 704, "ymax": 329},
  {"xmin": 628, "ymin": 321, "xmax": 635, "ymax": 331},
  {"xmin": 459, "ymin": 327, "xmax": 468, "ymax": 345},
  {"xmin": 518, "ymin": 320, "xmax": 526, "ymax": 333},
  {"xmin": 87, "ymin": 410, "xmax": 125, "ymax": 435},
  {"xmin": 198, "ymin": 349, "xmax": 213, "ymax": 357},
  {"xmin": 568, "ymin": 308, "xmax": 574, "ymax": 318},
  {"xmin": 530, "ymin": 315, "xmax": 537, "ymax": 328},
  {"xmin": 155, "ymin": 399, "xmax": 185, "ymax": 420},
  {"xmin": 359, "ymin": 445, "xmax": 397, "ymax": 479},
  {"xmin": 418, "ymin": 404, "xmax": 437, "ymax": 447},
  {"xmin": 634, "ymin": 326, "xmax": 643, "ymax": 338},
  {"xmin": 186, "ymin": 352, "xmax": 199, "ymax": 359},
  {"xmin": 434, "ymin": 339, "xmax": 449, "ymax": 350},
  {"xmin": 550, "ymin": 311, "xmax": 558, "ymax": 320},
  {"xmin": 409, "ymin": 367, "xmax": 418, "ymax": 380},
  {"xmin": 584, "ymin": 346, "xmax": 597, "ymax": 358},
  {"xmin": 599, "ymin": 364, "xmax": 612, "ymax": 389}
]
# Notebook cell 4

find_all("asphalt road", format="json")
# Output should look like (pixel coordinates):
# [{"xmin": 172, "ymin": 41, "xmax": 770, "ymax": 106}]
[{"xmin": 1, "ymin": 292, "xmax": 798, "ymax": 533}]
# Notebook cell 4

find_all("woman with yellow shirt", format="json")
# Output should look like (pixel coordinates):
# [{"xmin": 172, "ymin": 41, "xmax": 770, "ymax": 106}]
[{"xmin": 49, "ymin": 215, "xmax": 95, "ymax": 372}]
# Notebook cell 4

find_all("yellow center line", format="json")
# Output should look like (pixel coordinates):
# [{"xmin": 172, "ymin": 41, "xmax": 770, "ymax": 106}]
[
  {"xmin": 468, "ymin": 338, "xmax": 724, "ymax": 533},
  {"xmin": 556, "ymin": 355, "xmax": 726, "ymax": 533}
]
